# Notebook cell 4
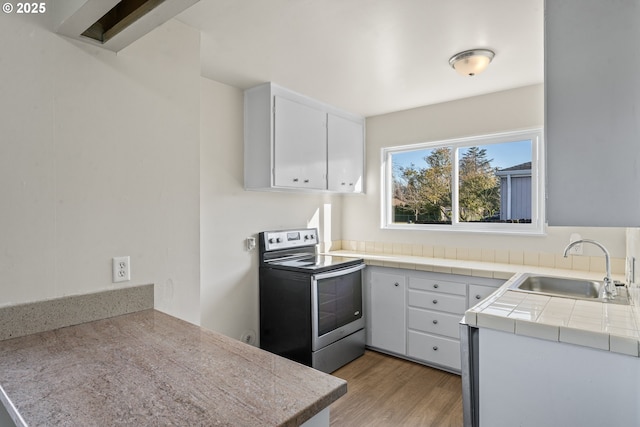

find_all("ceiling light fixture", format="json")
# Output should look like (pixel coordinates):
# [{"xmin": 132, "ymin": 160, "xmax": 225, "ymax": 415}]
[{"xmin": 449, "ymin": 49, "xmax": 495, "ymax": 76}]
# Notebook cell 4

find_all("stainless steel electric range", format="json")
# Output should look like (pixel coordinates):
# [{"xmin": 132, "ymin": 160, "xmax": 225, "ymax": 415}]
[{"xmin": 258, "ymin": 228, "xmax": 365, "ymax": 373}]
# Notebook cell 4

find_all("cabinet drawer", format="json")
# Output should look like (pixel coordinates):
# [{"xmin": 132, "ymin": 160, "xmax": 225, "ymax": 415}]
[
  {"xmin": 409, "ymin": 277, "xmax": 466, "ymax": 296},
  {"xmin": 468, "ymin": 284, "xmax": 499, "ymax": 308},
  {"xmin": 407, "ymin": 331, "xmax": 461, "ymax": 371},
  {"xmin": 408, "ymin": 290, "xmax": 466, "ymax": 314},
  {"xmin": 407, "ymin": 308, "xmax": 461, "ymax": 339}
]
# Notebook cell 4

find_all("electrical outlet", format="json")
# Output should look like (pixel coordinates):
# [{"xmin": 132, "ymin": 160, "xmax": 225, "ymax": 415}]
[
  {"xmin": 568, "ymin": 233, "xmax": 583, "ymax": 255},
  {"xmin": 112, "ymin": 256, "xmax": 131, "ymax": 283},
  {"xmin": 246, "ymin": 237, "xmax": 256, "ymax": 251}
]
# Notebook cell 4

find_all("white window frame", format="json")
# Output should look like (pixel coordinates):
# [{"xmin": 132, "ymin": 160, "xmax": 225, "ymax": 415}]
[{"xmin": 381, "ymin": 128, "xmax": 545, "ymax": 235}]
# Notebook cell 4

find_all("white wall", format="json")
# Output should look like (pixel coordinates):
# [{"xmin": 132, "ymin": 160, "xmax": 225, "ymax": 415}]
[
  {"xmin": 342, "ymin": 84, "xmax": 626, "ymax": 258},
  {"xmin": 199, "ymin": 78, "xmax": 343, "ymax": 341},
  {"xmin": 0, "ymin": 14, "xmax": 201, "ymax": 324}
]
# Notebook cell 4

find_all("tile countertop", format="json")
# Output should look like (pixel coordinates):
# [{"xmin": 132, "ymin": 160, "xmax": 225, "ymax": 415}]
[
  {"xmin": 465, "ymin": 273, "xmax": 640, "ymax": 358},
  {"xmin": 0, "ymin": 310, "xmax": 346, "ymax": 427},
  {"xmin": 327, "ymin": 250, "xmax": 640, "ymax": 358}
]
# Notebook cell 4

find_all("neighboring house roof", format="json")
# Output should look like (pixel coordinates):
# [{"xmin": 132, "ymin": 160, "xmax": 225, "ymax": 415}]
[
  {"xmin": 499, "ymin": 162, "xmax": 531, "ymax": 172},
  {"xmin": 496, "ymin": 162, "xmax": 532, "ymax": 177}
]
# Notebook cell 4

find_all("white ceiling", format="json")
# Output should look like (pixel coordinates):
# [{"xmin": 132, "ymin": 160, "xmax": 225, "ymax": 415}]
[{"xmin": 177, "ymin": 0, "xmax": 544, "ymax": 117}]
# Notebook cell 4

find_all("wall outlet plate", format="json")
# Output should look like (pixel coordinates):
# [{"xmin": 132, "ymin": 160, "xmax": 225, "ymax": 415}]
[
  {"xmin": 113, "ymin": 256, "xmax": 131, "ymax": 283},
  {"xmin": 246, "ymin": 237, "xmax": 256, "ymax": 251},
  {"xmin": 568, "ymin": 233, "xmax": 583, "ymax": 255}
]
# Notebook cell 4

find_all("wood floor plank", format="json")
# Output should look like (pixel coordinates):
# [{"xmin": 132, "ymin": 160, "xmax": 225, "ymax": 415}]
[{"xmin": 330, "ymin": 350, "xmax": 463, "ymax": 427}]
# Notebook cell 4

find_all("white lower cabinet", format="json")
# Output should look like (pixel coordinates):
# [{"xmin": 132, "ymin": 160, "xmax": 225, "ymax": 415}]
[
  {"xmin": 479, "ymin": 328, "xmax": 640, "ymax": 426},
  {"xmin": 408, "ymin": 289, "xmax": 466, "ymax": 314},
  {"xmin": 407, "ymin": 308, "xmax": 461, "ymax": 339},
  {"xmin": 407, "ymin": 331, "xmax": 462, "ymax": 371},
  {"xmin": 365, "ymin": 266, "xmax": 505, "ymax": 373},
  {"xmin": 368, "ymin": 270, "xmax": 406, "ymax": 355}
]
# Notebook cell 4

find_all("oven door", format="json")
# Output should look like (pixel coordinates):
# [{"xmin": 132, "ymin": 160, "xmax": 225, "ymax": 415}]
[{"xmin": 311, "ymin": 263, "xmax": 365, "ymax": 351}]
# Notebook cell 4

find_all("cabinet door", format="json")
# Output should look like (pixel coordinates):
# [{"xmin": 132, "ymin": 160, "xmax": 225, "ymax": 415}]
[
  {"xmin": 327, "ymin": 114, "xmax": 364, "ymax": 193},
  {"xmin": 369, "ymin": 271, "xmax": 406, "ymax": 355},
  {"xmin": 546, "ymin": 0, "xmax": 640, "ymax": 226},
  {"xmin": 273, "ymin": 96, "xmax": 327, "ymax": 189}
]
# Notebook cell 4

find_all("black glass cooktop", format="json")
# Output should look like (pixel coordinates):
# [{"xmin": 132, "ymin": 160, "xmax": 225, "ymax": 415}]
[{"xmin": 264, "ymin": 254, "xmax": 363, "ymax": 273}]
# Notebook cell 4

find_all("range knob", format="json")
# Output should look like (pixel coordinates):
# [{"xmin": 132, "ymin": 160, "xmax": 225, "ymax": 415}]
[
  {"xmin": 268, "ymin": 238, "xmax": 275, "ymax": 244},
  {"xmin": 276, "ymin": 237, "xmax": 282, "ymax": 243}
]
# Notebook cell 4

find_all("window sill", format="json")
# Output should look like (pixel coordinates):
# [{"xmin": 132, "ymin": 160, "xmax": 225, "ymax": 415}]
[{"xmin": 382, "ymin": 223, "xmax": 546, "ymax": 236}]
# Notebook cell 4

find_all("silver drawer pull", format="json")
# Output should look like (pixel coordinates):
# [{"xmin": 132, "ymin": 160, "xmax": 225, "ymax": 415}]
[
  {"xmin": 432, "ymin": 299, "xmax": 438, "ymax": 304},
  {"xmin": 394, "ymin": 282, "xmax": 399, "ymax": 287},
  {"xmin": 341, "ymin": 182, "xmax": 346, "ymax": 185},
  {"xmin": 433, "ymin": 346, "xmax": 438, "ymax": 351},
  {"xmin": 433, "ymin": 284, "xmax": 439, "ymax": 289},
  {"xmin": 432, "ymin": 320, "xmax": 438, "ymax": 324},
  {"xmin": 475, "ymin": 294, "xmax": 482, "ymax": 300},
  {"xmin": 293, "ymin": 178, "xmax": 299, "ymax": 182},
  {"xmin": 354, "ymin": 311, "xmax": 360, "ymax": 316},
  {"xmin": 303, "ymin": 179, "xmax": 309, "ymax": 183}
]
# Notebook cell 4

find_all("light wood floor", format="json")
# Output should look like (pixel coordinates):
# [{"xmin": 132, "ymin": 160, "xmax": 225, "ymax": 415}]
[{"xmin": 329, "ymin": 350, "xmax": 463, "ymax": 427}]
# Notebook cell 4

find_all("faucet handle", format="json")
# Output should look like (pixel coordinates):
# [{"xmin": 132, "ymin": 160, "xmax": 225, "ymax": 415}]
[{"xmin": 602, "ymin": 277, "xmax": 616, "ymax": 298}]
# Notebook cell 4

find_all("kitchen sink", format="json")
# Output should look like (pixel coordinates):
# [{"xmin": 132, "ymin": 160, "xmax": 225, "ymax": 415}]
[{"xmin": 508, "ymin": 274, "xmax": 631, "ymax": 305}]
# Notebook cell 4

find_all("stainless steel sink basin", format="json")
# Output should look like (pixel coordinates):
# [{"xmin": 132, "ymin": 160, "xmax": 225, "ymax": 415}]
[{"xmin": 509, "ymin": 274, "xmax": 630, "ymax": 305}]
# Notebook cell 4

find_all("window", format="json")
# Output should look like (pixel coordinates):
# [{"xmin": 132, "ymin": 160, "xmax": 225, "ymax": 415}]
[{"xmin": 382, "ymin": 129, "xmax": 544, "ymax": 234}]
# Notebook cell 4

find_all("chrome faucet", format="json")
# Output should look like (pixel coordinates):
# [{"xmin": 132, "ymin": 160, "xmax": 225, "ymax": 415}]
[{"xmin": 563, "ymin": 239, "xmax": 615, "ymax": 298}]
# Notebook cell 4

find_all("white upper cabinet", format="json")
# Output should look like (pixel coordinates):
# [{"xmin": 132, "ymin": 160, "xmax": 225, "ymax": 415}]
[
  {"xmin": 244, "ymin": 83, "xmax": 365, "ymax": 193},
  {"xmin": 273, "ymin": 97, "xmax": 327, "ymax": 189},
  {"xmin": 545, "ymin": 0, "xmax": 640, "ymax": 226},
  {"xmin": 327, "ymin": 114, "xmax": 365, "ymax": 193}
]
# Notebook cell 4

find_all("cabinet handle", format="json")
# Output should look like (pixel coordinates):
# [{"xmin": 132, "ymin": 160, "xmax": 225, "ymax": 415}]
[
  {"xmin": 432, "ymin": 320, "xmax": 438, "ymax": 325},
  {"xmin": 349, "ymin": 183, "xmax": 354, "ymax": 186},
  {"xmin": 304, "ymin": 179, "xmax": 309, "ymax": 183},
  {"xmin": 433, "ymin": 346, "xmax": 438, "ymax": 351},
  {"xmin": 475, "ymin": 294, "xmax": 482, "ymax": 300},
  {"xmin": 394, "ymin": 282, "xmax": 399, "ymax": 287},
  {"xmin": 293, "ymin": 178, "xmax": 299, "ymax": 182},
  {"xmin": 433, "ymin": 284, "xmax": 439, "ymax": 289},
  {"xmin": 432, "ymin": 299, "xmax": 438, "ymax": 304},
  {"xmin": 341, "ymin": 182, "xmax": 346, "ymax": 186}
]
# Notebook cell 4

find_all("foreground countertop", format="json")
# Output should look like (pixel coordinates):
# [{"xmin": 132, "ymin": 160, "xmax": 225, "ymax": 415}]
[
  {"xmin": 0, "ymin": 309, "xmax": 346, "ymax": 427},
  {"xmin": 328, "ymin": 250, "xmax": 640, "ymax": 357}
]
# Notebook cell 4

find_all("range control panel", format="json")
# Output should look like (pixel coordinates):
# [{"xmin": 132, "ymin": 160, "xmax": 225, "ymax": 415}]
[{"xmin": 261, "ymin": 228, "xmax": 318, "ymax": 252}]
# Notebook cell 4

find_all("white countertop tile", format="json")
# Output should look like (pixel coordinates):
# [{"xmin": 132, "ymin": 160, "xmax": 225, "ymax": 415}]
[
  {"xmin": 515, "ymin": 319, "xmax": 559, "ymax": 341},
  {"xmin": 610, "ymin": 334, "xmax": 639, "ymax": 357},
  {"xmin": 559, "ymin": 326, "xmax": 610, "ymax": 350}
]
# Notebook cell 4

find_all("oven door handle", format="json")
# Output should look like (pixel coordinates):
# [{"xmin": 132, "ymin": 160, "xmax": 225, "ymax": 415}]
[{"xmin": 312, "ymin": 263, "xmax": 365, "ymax": 281}]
